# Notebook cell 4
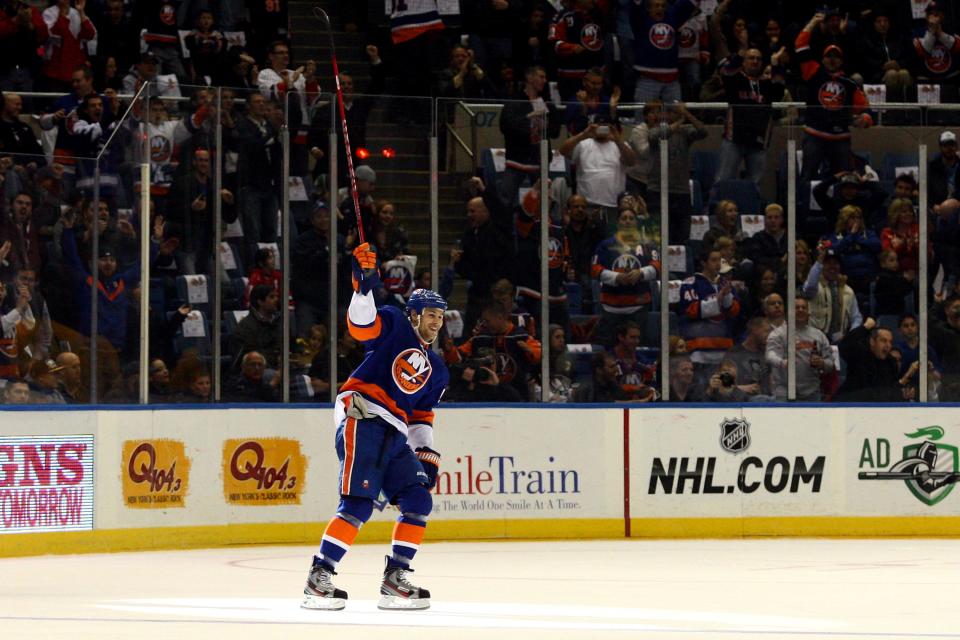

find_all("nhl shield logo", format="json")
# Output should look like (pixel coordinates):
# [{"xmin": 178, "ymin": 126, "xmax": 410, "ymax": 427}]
[{"xmin": 719, "ymin": 418, "xmax": 750, "ymax": 454}]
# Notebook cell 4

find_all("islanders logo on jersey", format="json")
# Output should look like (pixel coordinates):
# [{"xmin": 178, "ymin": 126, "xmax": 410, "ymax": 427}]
[
  {"xmin": 392, "ymin": 348, "xmax": 432, "ymax": 394},
  {"xmin": 150, "ymin": 134, "xmax": 172, "ymax": 163},
  {"xmin": 649, "ymin": 23, "xmax": 675, "ymax": 50},
  {"xmin": 581, "ymin": 23, "xmax": 603, "ymax": 51},
  {"xmin": 548, "ymin": 237, "xmax": 564, "ymax": 269},
  {"xmin": 612, "ymin": 252, "xmax": 642, "ymax": 272},
  {"xmin": 926, "ymin": 44, "xmax": 953, "ymax": 75},
  {"xmin": 678, "ymin": 25, "xmax": 697, "ymax": 49},
  {"xmin": 160, "ymin": 3, "xmax": 177, "ymax": 25},
  {"xmin": 818, "ymin": 81, "xmax": 846, "ymax": 110}
]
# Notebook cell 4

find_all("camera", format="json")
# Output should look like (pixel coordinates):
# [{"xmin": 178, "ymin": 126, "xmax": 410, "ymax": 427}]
[
  {"xmin": 718, "ymin": 371, "xmax": 735, "ymax": 387},
  {"xmin": 595, "ymin": 125, "xmax": 610, "ymax": 136}
]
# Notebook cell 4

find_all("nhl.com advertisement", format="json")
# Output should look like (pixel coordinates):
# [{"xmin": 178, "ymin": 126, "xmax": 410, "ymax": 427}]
[{"xmin": 630, "ymin": 409, "xmax": 835, "ymax": 518}]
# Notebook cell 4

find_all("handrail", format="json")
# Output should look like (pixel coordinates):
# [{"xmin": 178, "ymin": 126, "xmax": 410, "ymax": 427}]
[{"xmin": 444, "ymin": 121, "xmax": 472, "ymax": 159}]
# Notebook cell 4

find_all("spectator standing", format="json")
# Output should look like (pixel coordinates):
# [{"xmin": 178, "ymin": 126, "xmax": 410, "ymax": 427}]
[
  {"xmin": 40, "ymin": 0, "xmax": 96, "ymax": 92},
  {"xmin": 236, "ymin": 92, "xmax": 281, "ymax": 251},
  {"xmin": 766, "ymin": 296, "xmax": 833, "ymax": 402},
  {"xmin": 134, "ymin": 0, "xmax": 188, "ymax": 81},
  {"xmin": 455, "ymin": 177, "xmax": 515, "ymax": 334},
  {"xmin": 715, "ymin": 47, "xmax": 786, "ymax": 185},
  {"xmin": 231, "ymin": 284, "xmax": 282, "ymax": 369},
  {"xmin": 563, "ymin": 67, "xmax": 616, "ymax": 136},
  {"xmin": 437, "ymin": 44, "xmax": 496, "ymax": 100},
  {"xmin": 679, "ymin": 249, "xmax": 741, "ymax": 370},
  {"xmin": 559, "ymin": 116, "xmax": 636, "ymax": 223},
  {"xmin": 836, "ymin": 318, "xmax": 914, "ymax": 402},
  {"xmin": 94, "ymin": 0, "xmax": 138, "ymax": 84},
  {"xmin": 802, "ymin": 245, "xmax": 863, "ymax": 344},
  {"xmin": 166, "ymin": 147, "xmax": 236, "ymax": 275},
  {"xmin": 292, "ymin": 202, "xmax": 337, "ymax": 338},
  {"xmin": 795, "ymin": 13, "xmax": 872, "ymax": 182},
  {"xmin": 13, "ymin": 267, "xmax": 51, "ymax": 362},
  {"xmin": 513, "ymin": 185, "xmax": 570, "ymax": 333},
  {"xmin": 121, "ymin": 51, "xmax": 160, "ymax": 95},
  {"xmin": 549, "ymin": 0, "xmax": 605, "ymax": 100},
  {"xmin": 591, "ymin": 208, "xmax": 660, "ymax": 346},
  {"xmin": 646, "ymin": 102, "xmax": 707, "ymax": 244},
  {"xmin": 858, "ymin": 7, "xmax": 912, "ymax": 101},
  {"xmin": 625, "ymin": 100, "xmax": 660, "ymax": 197},
  {"xmin": 498, "ymin": 64, "xmax": 561, "ymax": 207},
  {"xmin": 928, "ymin": 132, "xmax": 960, "ymax": 290},
  {"xmin": 913, "ymin": 5, "xmax": 960, "ymax": 85},
  {"xmin": 629, "ymin": 0, "xmax": 698, "ymax": 103},
  {"xmin": 0, "ymin": 0, "xmax": 47, "ymax": 96},
  {"xmin": 0, "ymin": 191, "xmax": 41, "ymax": 279},
  {"xmin": 184, "ymin": 9, "xmax": 224, "ymax": 83}
]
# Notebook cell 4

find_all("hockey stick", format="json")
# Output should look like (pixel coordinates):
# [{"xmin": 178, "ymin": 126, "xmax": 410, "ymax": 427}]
[{"xmin": 314, "ymin": 6, "xmax": 365, "ymax": 245}]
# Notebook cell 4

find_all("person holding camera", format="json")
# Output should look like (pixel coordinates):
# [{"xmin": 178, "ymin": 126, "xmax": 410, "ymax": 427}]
[
  {"xmin": 766, "ymin": 296, "xmax": 833, "ymax": 402},
  {"xmin": 704, "ymin": 360, "xmax": 749, "ymax": 403},
  {"xmin": 559, "ymin": 113, "xmax": 637, "ymax": 226}
]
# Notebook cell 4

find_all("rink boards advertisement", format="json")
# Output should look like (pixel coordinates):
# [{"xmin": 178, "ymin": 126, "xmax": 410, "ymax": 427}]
[{"xmin": 4, "ymin": 405, "xmax": 960, "ymax": 555}]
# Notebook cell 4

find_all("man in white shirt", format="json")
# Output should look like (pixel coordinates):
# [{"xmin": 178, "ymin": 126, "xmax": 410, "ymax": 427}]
[{"xmin": 558, "ymin": 114, "xmax": 636, "ymax": 227}]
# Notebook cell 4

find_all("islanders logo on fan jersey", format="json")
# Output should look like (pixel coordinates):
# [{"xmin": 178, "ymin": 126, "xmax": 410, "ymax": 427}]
[
  {"xmin": 392, "ymin": 347, "xmax": 433, "ymax": 394},
  {"xmin": 926, "ymin": 44, "xmax": 952, "ymax": 75},
  {"xmin": 581, "ymin": 23, "xmax": 603, "ymax": 51},
  {"xmin": 612, "ymin": 252, "xmax": 642, "ymax": 272},
  {"xmin": 649, "ymin": 23, "xmax": 676, "ymax": 50},
  {"xmin": 818, "ymin": 81, "xmax": 846, "ymax": 109}
]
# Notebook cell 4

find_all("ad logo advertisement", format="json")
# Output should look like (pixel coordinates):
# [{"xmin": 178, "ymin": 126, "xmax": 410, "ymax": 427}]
[
  {"xmin": 648, "ymin": 418, "xmax": 825, "ymax": 496},
  {"xmin": 430, "ymin": 454, "xmax": 583, "ymax": 516},
  {"xmin": 0, "ymin": 435, "xmax": 94, "ymax": 534},
  {"xmin": 223, "ymin": 439, "xmax": 306, "ymax": 505},
  {"xmin": 858, "ymin": 426, "xmax": 960, "ymax": 506},
  {"xmin": 123, "ymin": 440, "xmax": 190, "ymax": 508}
]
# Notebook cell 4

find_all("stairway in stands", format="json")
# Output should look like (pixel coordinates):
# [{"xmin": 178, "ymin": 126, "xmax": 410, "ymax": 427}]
[{"xmin": 288, "ymin": 1, "xmax": 470, "ymax": 280}]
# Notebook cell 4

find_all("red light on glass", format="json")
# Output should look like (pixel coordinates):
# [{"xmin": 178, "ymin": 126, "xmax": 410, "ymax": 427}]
[
  {"xmin": 381, "ymin": 147, "xmax": 396, "ymax": 159},
  {"xmin": 356, "ymin": 147, "xmax": 370, "ymax": 160}
]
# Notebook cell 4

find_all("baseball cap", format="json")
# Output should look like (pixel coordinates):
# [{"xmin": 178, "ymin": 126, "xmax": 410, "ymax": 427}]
[
  {"xmin": 940, "ymin": 131, "xmax": 957, "ymax": 145},
  {"xmin": 141, "ymin": 51, "xmax": 160, "ymax": 63},
  {"xmin": 28, "ymin": 359, "xmax": 64, "ymax": 379},
  {"xmin": 823, "ymin": 247, "xmax": 840, "ymax": 260},
  {"xmin": 355, "ymin": 165, "xmax": 376, "ymax": 184},
  {"xmin": 98, "ymin": 245, "xmax": 116, "ymax": 259},
  {"xmin": 823, "ymin": 44, "xmax": 843, "ymax": 58}
]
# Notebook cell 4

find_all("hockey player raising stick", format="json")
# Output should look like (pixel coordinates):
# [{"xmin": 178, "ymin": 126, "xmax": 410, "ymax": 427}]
[{"xmin": 302, "ymin": 241, "xmax": 448, "ymax": 611}]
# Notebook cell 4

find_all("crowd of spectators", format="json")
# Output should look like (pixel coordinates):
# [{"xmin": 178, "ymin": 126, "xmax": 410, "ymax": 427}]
[{"xmin": 1, "ymin": 0, "xmax": 960, "ymax": 406}]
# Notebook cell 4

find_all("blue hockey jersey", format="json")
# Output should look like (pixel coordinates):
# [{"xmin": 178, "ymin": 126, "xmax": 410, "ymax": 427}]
[
  {"xmin": 337, "ymin": 292, "xmax": 448, "ymax": 448},
  {"xmin": 629, "ymin": 0, "xmax": 697, "ymax": 82}
]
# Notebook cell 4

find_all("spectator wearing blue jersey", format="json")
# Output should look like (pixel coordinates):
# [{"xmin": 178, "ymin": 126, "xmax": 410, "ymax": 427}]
[
  {"xmin": 679, "ymin": 249, "xmax": 741, "ymax": 371},
  {"xmin": 629, "ymin": 0, "xmax": 697, "ymax": 103}
]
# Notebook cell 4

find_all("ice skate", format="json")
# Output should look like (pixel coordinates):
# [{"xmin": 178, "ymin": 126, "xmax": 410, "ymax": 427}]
[
  {"xmin": 378, "ymin": 556, "xmax": 431, "ymax": 610},
  {"xmin": 301, "ymin": 559, "xmax": 348, "ymax": 610}
]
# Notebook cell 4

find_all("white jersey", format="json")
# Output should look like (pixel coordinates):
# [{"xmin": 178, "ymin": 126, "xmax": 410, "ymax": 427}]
[{"xmin": 388, "ymin": 0, "xmax": 443, "ymax": 44}]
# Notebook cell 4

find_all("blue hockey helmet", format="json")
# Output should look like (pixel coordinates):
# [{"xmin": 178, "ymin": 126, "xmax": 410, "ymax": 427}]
[{"xmin": 405, "ymin": 288, "xmax": 447, "ymax": 314}]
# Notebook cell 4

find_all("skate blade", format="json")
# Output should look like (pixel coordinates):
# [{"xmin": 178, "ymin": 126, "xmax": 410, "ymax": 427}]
[
  {"xmin": 301, "ymin": 593, "xmax": 346, "ymax": 610},
  {"xmin": 377, "ymin": 594, "xmax": 430, "ymax": 610}
]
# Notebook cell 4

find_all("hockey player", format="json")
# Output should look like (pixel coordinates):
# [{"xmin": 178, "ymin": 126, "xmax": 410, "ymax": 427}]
[{"xmin": 302, "ymin": 241, "xmax": 449, "ymax": 612}]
